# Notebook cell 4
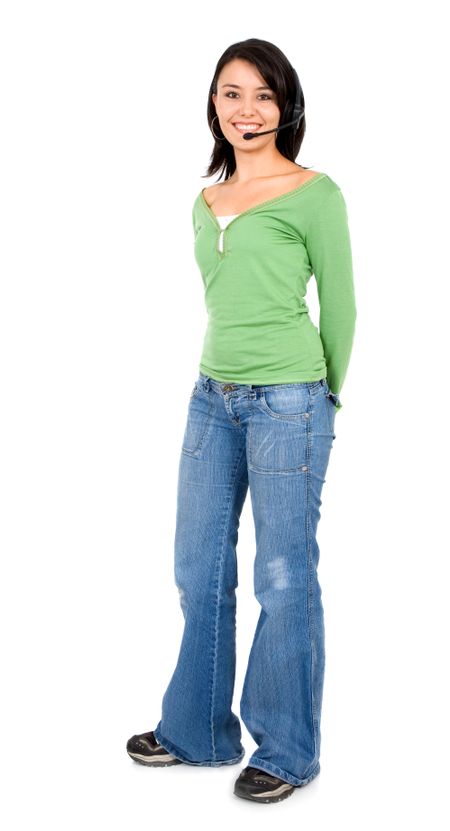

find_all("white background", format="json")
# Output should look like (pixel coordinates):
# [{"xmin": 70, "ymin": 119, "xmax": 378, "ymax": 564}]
[{"xmin": 1, "ymin": 1, "xmax": 449, "ymax": 827}]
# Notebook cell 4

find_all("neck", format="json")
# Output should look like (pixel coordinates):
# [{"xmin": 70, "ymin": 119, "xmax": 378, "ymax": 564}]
[{"xmin": 230, "ymin": 143, "xmax": 290, "ymax": 184}]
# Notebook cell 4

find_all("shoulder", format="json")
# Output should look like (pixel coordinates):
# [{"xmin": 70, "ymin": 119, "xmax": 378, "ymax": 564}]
[
  {"xmin": 304, "ymin": 175, "xmax": 351, "ymax": 240},
  {"xmin": 310, "ymin": 171, "xmax": 342, "ymax": 195},
  {"xmin": 304, "ymin": 173, "xmax": 348, "ymax": 216},
  {"xmin": 201, "ymin": 181, "xmax": 226, "ymax": 209}
]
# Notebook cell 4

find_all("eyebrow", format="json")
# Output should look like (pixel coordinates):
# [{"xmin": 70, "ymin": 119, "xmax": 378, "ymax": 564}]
[{"xmin": 220, "ymin": 83, "xmax": 272, "ymax": 91}]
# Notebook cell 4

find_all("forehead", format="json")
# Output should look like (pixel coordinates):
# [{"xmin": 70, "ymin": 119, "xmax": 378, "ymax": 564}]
[{"xmin": 217, "ymin": 58, "xmax": 272, "ymax": 90}]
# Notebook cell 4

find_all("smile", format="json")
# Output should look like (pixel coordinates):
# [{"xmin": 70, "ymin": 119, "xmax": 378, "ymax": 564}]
[{"xmin": 233, "ymin": 123, "xmax": 262, "ymax": 133}]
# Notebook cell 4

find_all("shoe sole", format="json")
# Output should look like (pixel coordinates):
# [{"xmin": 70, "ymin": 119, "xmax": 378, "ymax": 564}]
[{"xmin": 233, "ymin": 784, "xmax": 295, "ymax": 804}]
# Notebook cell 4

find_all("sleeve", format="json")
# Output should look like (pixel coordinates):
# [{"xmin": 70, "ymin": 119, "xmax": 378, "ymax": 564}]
[{"xmin": 305, "ymin": 187, "xmax": 357, "ymax": 407}]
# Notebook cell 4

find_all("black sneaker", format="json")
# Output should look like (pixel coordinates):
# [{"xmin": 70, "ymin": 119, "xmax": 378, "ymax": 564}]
[
  {"xmin": 126, "ymin": 730, "xmax": 183, "ymax": 766},
  {"xmin": 233, "ymin": 765, "xmax": 295, "ymax": 803}
]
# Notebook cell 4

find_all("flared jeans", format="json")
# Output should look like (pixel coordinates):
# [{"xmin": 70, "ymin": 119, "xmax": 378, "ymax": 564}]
[{"xmin": 153, "ymin": 372, "xmax": 340, "ymax": 787}]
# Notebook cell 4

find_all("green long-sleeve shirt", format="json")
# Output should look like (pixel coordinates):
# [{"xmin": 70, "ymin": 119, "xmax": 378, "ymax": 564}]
[{"xmin": 192, "ymin": 172, "xmax": 356, "ymax": 409}]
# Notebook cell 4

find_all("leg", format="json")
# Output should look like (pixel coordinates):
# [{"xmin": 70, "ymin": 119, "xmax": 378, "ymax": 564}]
[
  {"xmin": 154, "ymin": 377, "xmax": 248, "ymax": 766},
  {"xmin": 240, "ymin": 380, "xmax": 337, "ymax": 786}
]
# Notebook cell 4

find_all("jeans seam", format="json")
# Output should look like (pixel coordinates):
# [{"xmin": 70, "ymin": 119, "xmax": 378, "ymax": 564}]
[
  {"xmin": 304, "ymin": 405, "xmax": 318, "ymax": 780},
  {"xmin": 210, "ymin": 441, "xmax": 246, "ymax": 761}
]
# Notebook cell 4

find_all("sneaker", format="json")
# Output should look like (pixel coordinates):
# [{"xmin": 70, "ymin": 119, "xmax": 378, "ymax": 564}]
[
  {"xmin": 126, "ymin": 730, "xmax": 183, "ymax": 766},
  {"xmin": 233, "ymin": 765, "xmax": 295, "ymax": 803}
]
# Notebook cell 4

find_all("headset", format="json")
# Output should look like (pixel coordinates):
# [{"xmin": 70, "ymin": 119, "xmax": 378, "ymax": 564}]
[{"xmin": 242, "ymin": 66, "xmax": 304, "ymax": 140}]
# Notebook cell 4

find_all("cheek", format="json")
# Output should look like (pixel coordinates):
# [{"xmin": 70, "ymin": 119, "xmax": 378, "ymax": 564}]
[
  {"xmin": 218, "ymin": 101, "xmax": 237, "ymax": 119},
  {"xmin": 268, "ymin": 103, "xmax": 281, "ymax": 120}
]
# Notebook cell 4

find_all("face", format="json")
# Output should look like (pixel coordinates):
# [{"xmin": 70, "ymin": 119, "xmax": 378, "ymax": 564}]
[{"xmin": 211, "ymin": 58, "xmax": 281, "ymax": 145}]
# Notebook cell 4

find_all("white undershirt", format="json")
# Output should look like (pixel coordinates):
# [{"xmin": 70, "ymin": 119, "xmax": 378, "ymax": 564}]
[
  {"xmin": 216, "ymin": 214, "xmax": 239, "ymax": 225},
  {"xmin": 216, "ymin": 214, "xmax": 240, "ymax": 253}
]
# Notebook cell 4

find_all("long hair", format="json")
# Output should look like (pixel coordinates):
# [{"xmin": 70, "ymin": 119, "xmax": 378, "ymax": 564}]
[{"xmin": 204, "ymin": 38, "xmax": 311, "ymax": 181}]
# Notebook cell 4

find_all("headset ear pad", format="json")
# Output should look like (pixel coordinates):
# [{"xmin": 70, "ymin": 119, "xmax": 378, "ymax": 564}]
[{"xmin": 290, "ymin": 67, "xmax": 304, "ymax": 130}]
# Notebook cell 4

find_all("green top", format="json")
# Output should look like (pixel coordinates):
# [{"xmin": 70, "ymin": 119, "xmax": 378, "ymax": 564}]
[{"xmin": 192, "ymin": 172, "xmax": 357, "ymax": 409}]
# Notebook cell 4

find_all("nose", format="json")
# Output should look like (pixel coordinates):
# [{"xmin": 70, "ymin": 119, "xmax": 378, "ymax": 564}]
[{"xmin": 238, "ymin": 98, "xmax": 258, "ymax": 117}]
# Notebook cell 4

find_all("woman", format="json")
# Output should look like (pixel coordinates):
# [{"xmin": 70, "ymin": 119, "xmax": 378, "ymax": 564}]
[{"xmin": 127, "ymin": 37, "xmax": 357, "ymax": 804}]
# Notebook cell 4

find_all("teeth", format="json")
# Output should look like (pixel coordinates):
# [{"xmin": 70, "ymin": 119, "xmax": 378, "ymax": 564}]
[{"xmin": 234, "ymin": 123, "xmax": 261, "ymax": 132}]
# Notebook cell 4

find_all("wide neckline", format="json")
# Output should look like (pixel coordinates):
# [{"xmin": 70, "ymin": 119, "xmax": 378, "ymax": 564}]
[{"xmin": 200, "ymin": 172, "xmax": 326, "ymax": 226}]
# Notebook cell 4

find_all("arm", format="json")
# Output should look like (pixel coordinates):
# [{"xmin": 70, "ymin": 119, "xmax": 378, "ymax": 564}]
[{"xmin": 305, "ymin": 187, "xmax": 357, "ymax": 406}]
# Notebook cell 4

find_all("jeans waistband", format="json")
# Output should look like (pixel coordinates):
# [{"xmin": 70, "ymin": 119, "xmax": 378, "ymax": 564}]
[{"xmin": 198, "ymin": 372, "xmax": 328, "ymax": 395}]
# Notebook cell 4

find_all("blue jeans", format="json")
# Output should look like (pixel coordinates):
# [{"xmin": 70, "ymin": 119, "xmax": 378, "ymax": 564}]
[{"xmin": 154, "ymin": 372, "xmax": 340, "ymax": 787}]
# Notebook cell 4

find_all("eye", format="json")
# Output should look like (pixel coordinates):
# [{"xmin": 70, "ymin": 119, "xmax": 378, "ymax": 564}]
[{"xmin": 224, "ymin": 92, "xmax": 274, "ymax": 100}]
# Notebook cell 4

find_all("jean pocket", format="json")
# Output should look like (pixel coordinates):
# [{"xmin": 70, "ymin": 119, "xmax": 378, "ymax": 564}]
[
  {"xmin": 182, "ymin": 387, "xmax": 212, "ymax": 456},
  {"xmin": 260, "ymin": 385, "xmax": 310, "ymax": 420}
]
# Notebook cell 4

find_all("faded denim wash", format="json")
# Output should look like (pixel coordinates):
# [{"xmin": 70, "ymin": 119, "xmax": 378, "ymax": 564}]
[{"xmin": 153, "ymin": 371, "xmax": 340, "ymax": 787}]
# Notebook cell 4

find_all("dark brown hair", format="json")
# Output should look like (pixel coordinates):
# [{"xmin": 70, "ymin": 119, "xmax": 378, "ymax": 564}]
[{"xmin": 204, "ymin": 38, "xmax": 311, "ymax": 181}]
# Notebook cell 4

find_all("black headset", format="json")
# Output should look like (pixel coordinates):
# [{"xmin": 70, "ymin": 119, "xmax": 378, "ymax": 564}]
[{"xmin": 242, "ymin": 66, "xmax": 304, "ymax": 140}]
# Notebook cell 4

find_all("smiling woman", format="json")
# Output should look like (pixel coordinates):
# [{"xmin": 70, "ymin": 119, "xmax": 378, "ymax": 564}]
[
  {"xmin": 205, "ymin": 38, "xmax": 309, "ymax": 181},
  {"xmin": 127, "ymin": 37, "xmax": 357, "ymax": 806}
]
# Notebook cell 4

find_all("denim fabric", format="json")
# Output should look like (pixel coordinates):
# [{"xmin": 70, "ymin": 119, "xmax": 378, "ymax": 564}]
[{"xmin": 153, "ymin": 372, "xmax": 340, "ymax": 787}]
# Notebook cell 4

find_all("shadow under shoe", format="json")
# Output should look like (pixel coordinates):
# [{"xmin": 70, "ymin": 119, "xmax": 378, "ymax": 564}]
[{"xmin": 126, "ymin": 730, "xmax": 183, "ymax": 767}]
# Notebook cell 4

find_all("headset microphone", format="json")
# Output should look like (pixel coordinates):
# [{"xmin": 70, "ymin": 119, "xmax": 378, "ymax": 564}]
[
  {"xmin": 242, "ymin": 67, "xmax": 304, "ymax": 140},
  {"xmin": 242, "ymin": 115, "xmax": 303, "ymax": 140}
]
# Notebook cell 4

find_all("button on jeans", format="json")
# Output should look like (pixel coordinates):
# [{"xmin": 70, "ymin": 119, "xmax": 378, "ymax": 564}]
[{"xmin": 153, "ymin": 372, "xmax": 340, "ymax": 787}]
